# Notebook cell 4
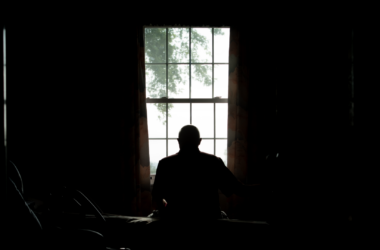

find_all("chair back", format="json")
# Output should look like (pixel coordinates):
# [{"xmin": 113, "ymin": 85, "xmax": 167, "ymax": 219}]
[{"xmin": 8, "ymin": 160, "xmax": 24, "ymax": 195}]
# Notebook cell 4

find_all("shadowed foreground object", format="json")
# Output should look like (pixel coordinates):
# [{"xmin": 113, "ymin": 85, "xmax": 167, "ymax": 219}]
[{"xmin": 6, "ymin": 161, "xmax": 127, "ymax": 250}]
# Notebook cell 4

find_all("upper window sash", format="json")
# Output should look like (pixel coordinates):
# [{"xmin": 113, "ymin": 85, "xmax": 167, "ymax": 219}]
[
  {"xmin": 145, "ymin": 27, "xmax": 230, "ymax": 100},
  {"xmin": 146, "ymin": 98, "xmax": 228, "ymax": 103},
  {"xmin": 143, "ymin": 26, "xmax": 230, "ymax": 28},
  {"xmin": 145, "ymin": 63, "xmax": 229, "ymax": 64}
]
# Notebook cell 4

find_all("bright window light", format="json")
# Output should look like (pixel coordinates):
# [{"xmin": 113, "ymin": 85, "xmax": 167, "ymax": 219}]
[{"xmin": 145, "ymin": 27, "xmax": 230, "ymax": 174}]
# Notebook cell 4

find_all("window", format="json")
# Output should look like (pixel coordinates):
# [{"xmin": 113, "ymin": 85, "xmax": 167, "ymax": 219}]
[{"xmin": 144, "ymin": 27, "xmax": 230, "ymax": 175}]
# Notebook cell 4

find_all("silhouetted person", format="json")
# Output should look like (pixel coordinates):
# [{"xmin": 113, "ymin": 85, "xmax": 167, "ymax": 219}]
[{"xmin": 151, "ymin": 125, "xmax": 262, "ymax": 220}]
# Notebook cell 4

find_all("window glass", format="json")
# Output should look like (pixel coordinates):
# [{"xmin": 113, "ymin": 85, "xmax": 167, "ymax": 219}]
[
  {"xmin": 146, "ymin": 65, "xmax": 166, "ymax": 98},
  {"xmin": 214, "ymin": 65, "xmax": 229, "ymax": 98},
  {"xmin": 145, "ymin": 28, "xmax": 166, "ymax": 63},
  {"xmin": 214, "ymin": 28, "xmax": 230, "ymax": 63},
  {"xmin": 191, "ymin": 28, "xmax": 212, "ymax": 63},
  {"xmin": 199, "ymin": 139, "xmax": 214, "ymax": 155},
  {"xmin": 215, "ymin": 139, "xmax": 228, "ymax": 166},
  {"xmin": 215, "ymin": 103, "xmax": 228, "ymax": 138},
  {"xmin": 192, "ymin": 104, "xmax": 213, "ymax": 138},
  {"xmin": 147, "ymin": 103, "xmax": 166, "ymax": 138},
  {"xmin": 168, "ymin": 64, "xmax": 189, "ymax": 98},
  {"xmin": 149, "ymin": 140, "xmax": 166, "ymax": 174},
  {"xmin": 191, "ymin": 65, "xmax": 212, "ymax": 98},
  {"xmin": 168, "ymin": 139, "xmax": 179, "ymax": 156},
  {"xmin": 168, "ymin": 103, "xmax": 190, "ymax": 138},
  {"xmin": 168, "ymin": 28, "xmax": 189, "ymax": 63}
]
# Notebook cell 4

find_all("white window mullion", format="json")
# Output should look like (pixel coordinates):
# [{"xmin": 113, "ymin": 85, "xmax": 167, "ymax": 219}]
[{"xmin": 166, "ymin": 28, "xmax": 169, "ymax": 157}]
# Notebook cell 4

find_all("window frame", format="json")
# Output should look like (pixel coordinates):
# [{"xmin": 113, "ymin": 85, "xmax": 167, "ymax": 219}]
[{"xmin": 144, "ymin": 26, "xmax": 229, "ymax": 174}]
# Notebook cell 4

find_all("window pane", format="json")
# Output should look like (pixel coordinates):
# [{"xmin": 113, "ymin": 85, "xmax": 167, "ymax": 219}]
[
  {"xmin": 145, "ymin": 28, "xmax": 166, "ymax": 63},
  {"xmin": 214, "ymin": 65, "xmax": 229, "ymax": 98},
  {"xmin": 191, "ymin": 28, "xmax": 212, "ymax": 63},
  {"xmin": 146, "ymin": 65, "xmax": 166, "ymax": 98},
  {"xmin": 168, "ymin": 64, "xmax": 189, "ymax": 98},
  {"xmin": 199, "ymin": 139, "xmax": 214, "ymax": 155},
  {"xmin": 214, "ymin": 28, "xmax": 230, "ymax": 63},
  {"xmin": 168, "ymin": 103, "xmax": 190, "ymax": 138},
  {"xmin": 215, "ymin": 103, "xmax": 227, "ymax": 138},
  {"xmin": 191, "ymin": 65, "xmax": 212, "ymax": 98},
  {"xmin": 149, "ymin": 140, "xmax": 166, "ymax": 175},
  {"xmin": 168, "ymin": 28, "xmax": 189, "ymax": 63},
  {"xmin": 192, "ymin": 103, "xmax": 213, "ymax": 138},
  {"xmin": 215, "ymin": 139, "xmax": 227, "ymax": 166},
  {"xmin": 147, "ymin": 103, "xmax": 166, "ymax": 138},
  {"xmin": 168, "ymin": 139, "xmax": 179, "ymax": 156}
]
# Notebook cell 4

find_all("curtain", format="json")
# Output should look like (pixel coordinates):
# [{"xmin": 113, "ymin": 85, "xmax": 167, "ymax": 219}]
[
  {"xmin": 227, "ymin": 26, "xmax": 251, "ymax": 183},
  {"xmin": 135, "ymin": 25, "xmax": 151, "ymax": 216},
  {"xmin": 224, "ymin": 25, "xmax": 252, "ymax": 219},
  {"xmin": 225, "ymin": 25, "xmax": 273, "ymax": 219},
  {"xmin": 122, "ymin": 25, "xmax": 151, "ymax": 216}
]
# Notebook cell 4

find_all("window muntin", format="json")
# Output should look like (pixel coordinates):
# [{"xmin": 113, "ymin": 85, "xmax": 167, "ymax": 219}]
[{"xmin": 145, "ymin": 27, "xmax": 229, "ymax": 174}]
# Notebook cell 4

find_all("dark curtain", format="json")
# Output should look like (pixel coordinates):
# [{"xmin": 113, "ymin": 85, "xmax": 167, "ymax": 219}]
[
  {"xmin": 123, "ymin": 25, "xmax": 151, "ymax": 216},
  {"xmin": 225, "ymin": 25, "xmax": 252, "ymax": 219},
  {"xmin": 225, "ymin": 25, "xmax": 276, "ymax": 220}
]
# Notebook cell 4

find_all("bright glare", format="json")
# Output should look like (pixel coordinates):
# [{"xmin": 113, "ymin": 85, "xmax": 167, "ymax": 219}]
[{"xmin": 146, "ymin": 28, "xmax": 230, "ymax": 173}]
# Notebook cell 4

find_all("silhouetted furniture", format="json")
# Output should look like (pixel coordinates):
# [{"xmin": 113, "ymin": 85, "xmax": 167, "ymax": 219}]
[
  {"xmin": 94, "ymin": 214, "xmax": 271, "ymax": 250},
  {"xmin": 8, "ymin": 161, "xmax": 24, "ymax": 195},
  {"xmin": 6, "ymin": 160, "xmax": 127, "ymax": 250}
]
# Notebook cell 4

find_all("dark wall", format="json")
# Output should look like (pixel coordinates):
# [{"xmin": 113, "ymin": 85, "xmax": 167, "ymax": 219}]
[
  {"xmin": 223, "ymin": 21, "xmax": 357, "ymax": 223},
  {"xmin": 6, "ymin": 22, "xmax": 137, "ymax": 214},
  {"xmin": 275, "ymin": 23, "xmax": 353, "ymax": 225}
]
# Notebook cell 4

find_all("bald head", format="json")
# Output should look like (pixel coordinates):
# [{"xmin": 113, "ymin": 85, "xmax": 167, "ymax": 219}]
[{"xmin": 178, "ymin": 125, "xmax": 201, "ymax": 150}]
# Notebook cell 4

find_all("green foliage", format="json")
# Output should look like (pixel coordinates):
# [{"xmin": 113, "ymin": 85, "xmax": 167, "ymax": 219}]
[
  {"xmin": 152, "ymin": 103, "xmax": 173, "ymax": 125},
  {"xmin": 145, "ymin": 27, "xmax": 225, "ymax": 122},
  {"xmin": 213, "ymin": 28, "xmax": 225, "ymax": 35},
  {"xmin": 192, "ymin": 64, "xmax": 212, "ymax": 87}
]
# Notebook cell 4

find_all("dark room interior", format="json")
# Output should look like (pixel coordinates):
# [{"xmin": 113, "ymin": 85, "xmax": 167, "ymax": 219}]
[{"xmin": 3, "ymin": 18, "xmax": 377, "ymax": 249}]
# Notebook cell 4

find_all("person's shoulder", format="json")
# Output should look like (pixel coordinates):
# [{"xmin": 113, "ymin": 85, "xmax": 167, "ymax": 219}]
[
  {"xmin": 199, "ymin": 151, "xmax": 224, "ymax": 162},
  {"xmin": 199, "ymin": 151, "xmax": 216, "ymax": 157},
  {"xmin": 159, "ymin": 153, "xmax": 180, "ymax": 163}
]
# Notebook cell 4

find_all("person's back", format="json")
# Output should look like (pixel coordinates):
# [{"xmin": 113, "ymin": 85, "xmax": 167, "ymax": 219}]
[
  {"xmin": 153, "ymin": 149, "xmax": 230, "ymax": 219},
  {"xmin": 151, "ymin": 125, "xmax": 251, "ymax": 220}
]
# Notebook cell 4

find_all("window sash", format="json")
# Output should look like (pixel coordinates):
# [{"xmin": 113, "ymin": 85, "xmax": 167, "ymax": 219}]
[
  {"xmin": 147, "ymin": 102, "xmax": 228, "ymax": 160},
  {"xmin": 145, "ymin": 27, "xmax": 229, "ymax": 99}
]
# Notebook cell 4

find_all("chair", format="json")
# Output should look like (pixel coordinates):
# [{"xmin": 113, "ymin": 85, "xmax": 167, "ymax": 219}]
[{"xmin": 6, "ymin": 160, "xmax": 128, "ymax": 250}]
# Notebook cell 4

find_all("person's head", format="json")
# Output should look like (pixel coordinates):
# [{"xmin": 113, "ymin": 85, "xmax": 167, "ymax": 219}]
[{"xmin": 177, "ymin": 125, "xmax": 202, "ymax": 150}]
